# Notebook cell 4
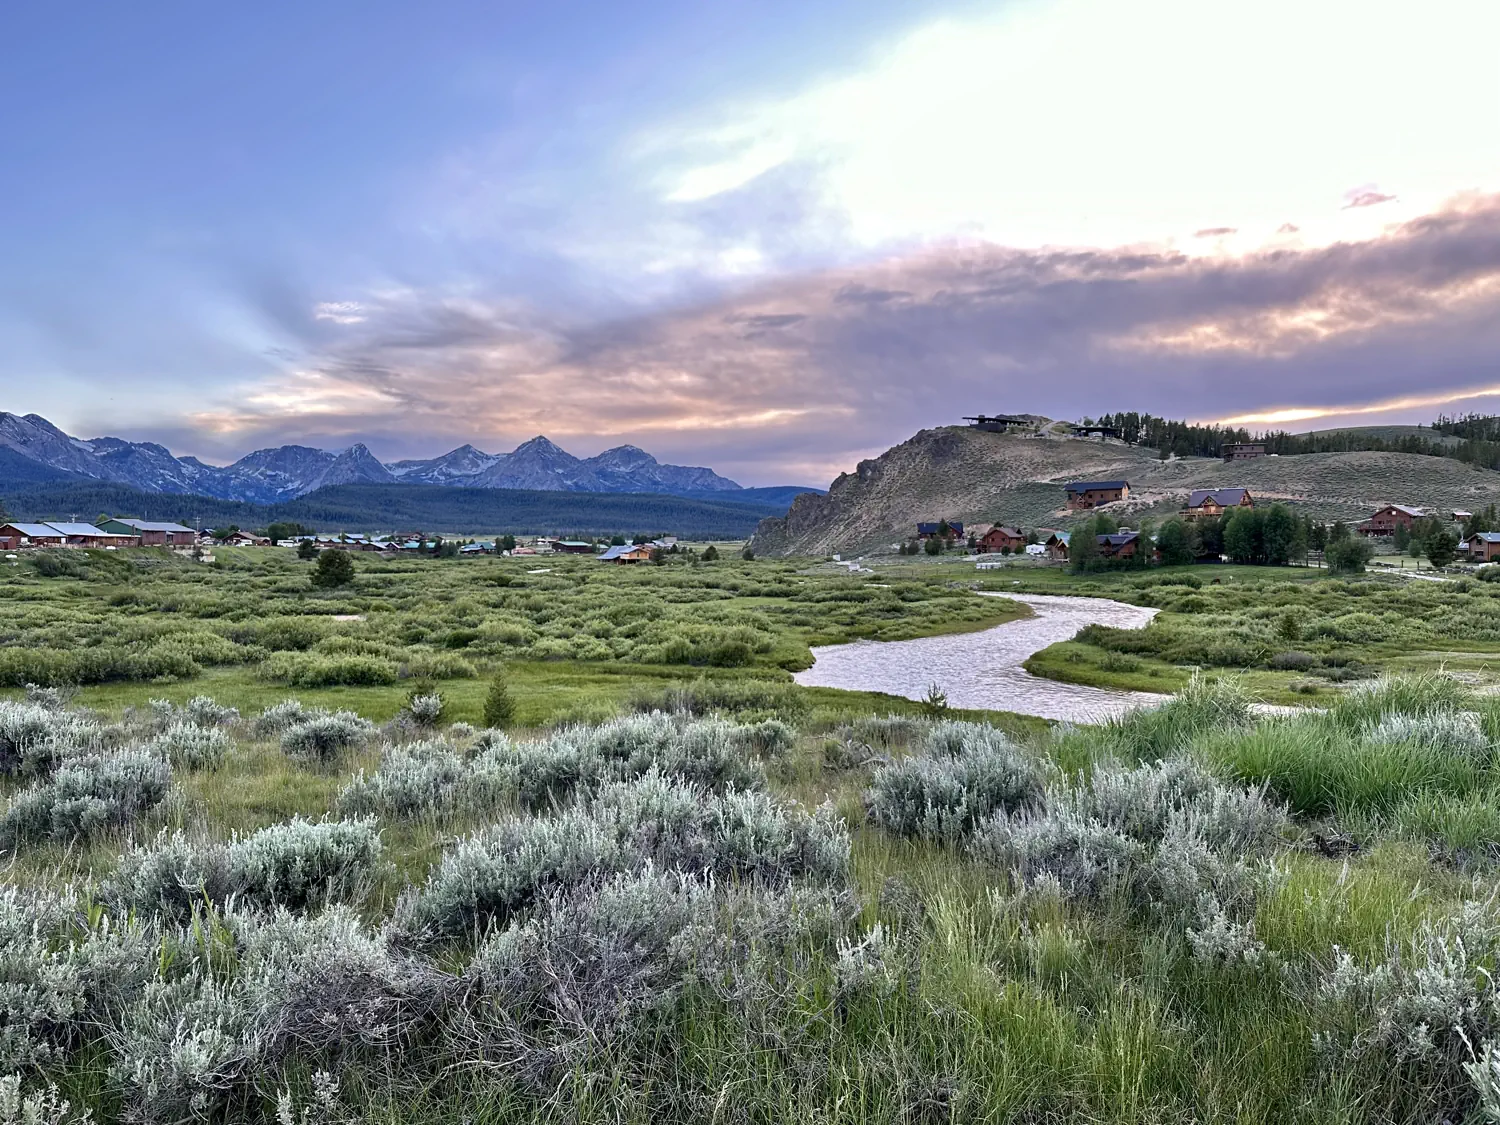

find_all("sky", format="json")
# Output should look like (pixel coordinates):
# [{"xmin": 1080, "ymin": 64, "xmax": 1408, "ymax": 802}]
[{"xmin": 2, "ymin": 0, "xmax": 1498, "ymax": 487}]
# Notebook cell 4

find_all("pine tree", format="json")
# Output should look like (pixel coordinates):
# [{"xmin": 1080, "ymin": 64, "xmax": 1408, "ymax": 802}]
[
  {"xmin": 482, "ymin": 671, "xmax": 517, "ymax": 729},
  {"xmin": 310, "ymin": 548, "xmax": 355, "ymax": 588}
]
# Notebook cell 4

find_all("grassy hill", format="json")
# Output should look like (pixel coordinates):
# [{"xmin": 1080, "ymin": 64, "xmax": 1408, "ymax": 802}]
[
  {"xmin": 751, "ymin": 426, "xmax": 1500, "ymax": 556},
  {"xmin": 3, "ymin": 481, "xmax": 792, "ymax": 538}
]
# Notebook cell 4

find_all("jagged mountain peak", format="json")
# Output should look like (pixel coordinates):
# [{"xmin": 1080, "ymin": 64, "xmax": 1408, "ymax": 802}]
[
  {"xmin": 511, "ymin": 435, "xmax": 572, "ymax": 456},
  {"xmin": 589, "ymin": 444, "xmax": 658, "ymax": 469},
  {"xmin": 0, "ymin": 411, "xmax": 747, "ymax": 502}
]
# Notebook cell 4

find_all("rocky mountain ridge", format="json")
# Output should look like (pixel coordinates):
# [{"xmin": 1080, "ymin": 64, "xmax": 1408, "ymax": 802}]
[{"xmin": 0, "ymin": 412, "xmax": 748, "ymax": 503}]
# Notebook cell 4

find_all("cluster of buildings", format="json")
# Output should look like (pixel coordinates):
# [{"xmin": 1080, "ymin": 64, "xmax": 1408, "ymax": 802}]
[
  {"xmin": 1354, "ymin": 504, "xmax": 1500, "ymax": 562},
  {"xmin": 923, "ymin": 480, "xmax": 1500, "ymax": 568},
  {"xmin": 302, "ymin": 533, "xmax": 683, "ymax": 562},
  {"xmin": 0, "ymin": 519, "xmax": 198, "ymax": 551},
  {"xmin": 0, "ymin": 521, "xmax": 693, "ymax": 564}
]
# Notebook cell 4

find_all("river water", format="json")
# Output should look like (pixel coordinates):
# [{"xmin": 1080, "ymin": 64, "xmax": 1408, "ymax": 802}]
[{"xmin": 793, "ymin": 592, "xmax": 1169, "ymax": 722}]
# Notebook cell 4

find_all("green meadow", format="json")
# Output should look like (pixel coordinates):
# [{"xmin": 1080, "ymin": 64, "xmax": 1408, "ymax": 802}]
[{"xmin": 8, "ymin": 547, "xmax": 1500, "ymax": 1122}]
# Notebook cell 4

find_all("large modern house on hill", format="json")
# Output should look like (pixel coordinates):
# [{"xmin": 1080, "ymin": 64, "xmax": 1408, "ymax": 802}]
[
  {"xmin": 1358, "ymin": 504, "xmax": 1427, "ymax": 537},
  {"xmin": 916, "ymin": 521, "xmax": 965, "ymax": 540},
  {"xmin": 1182, "ymin": 488, "xmax": 1254, "ymax": 519},
  {"xmin": 1063, "ymin": 480, "xmax": 1130, "ymax": 510},
  {"xmin": 1222, "ymin": 443, "xmax": 1267, "ymax": 461}
]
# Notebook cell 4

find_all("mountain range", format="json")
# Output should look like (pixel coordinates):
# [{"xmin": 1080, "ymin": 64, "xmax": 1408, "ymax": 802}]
[{"xmin": 0, "ymin": 412, "xmax": 768, "ymax": 504}]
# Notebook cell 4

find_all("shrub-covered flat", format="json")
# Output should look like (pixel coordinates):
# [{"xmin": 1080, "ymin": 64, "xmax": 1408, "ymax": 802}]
[
  {"xmin": 8, "ymin": 671, "xmax": 1500, "ymax": 1122},
  {"xmin": 962, "ymin": 562, "xmax": 1500, "ymax": 704},
  {"xmin": 0, "ymin": 547, "xmax": 1026, "ymax": 720},
  {"xmin": 15, "ymin": 547, "xmax": 1500, "ymax": 1121}
]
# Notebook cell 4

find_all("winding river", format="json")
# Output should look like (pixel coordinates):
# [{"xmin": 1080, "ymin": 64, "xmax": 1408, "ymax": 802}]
[{"xmin": 793, "ymin": 592, "xmax": 1168, "ymax": 722}]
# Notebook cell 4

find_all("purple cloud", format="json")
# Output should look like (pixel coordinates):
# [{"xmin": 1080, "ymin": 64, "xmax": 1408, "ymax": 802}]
[{"xmin": 123, "ymin": 194, "xmax": 1500, "ymax": 486}]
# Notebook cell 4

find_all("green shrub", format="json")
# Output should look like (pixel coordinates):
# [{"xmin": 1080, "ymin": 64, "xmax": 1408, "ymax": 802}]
[
  {"xmin": 280, "ymin": 712, "xmax": 375, "ymax": 764},
  {"xmin": 1270, "ymin": 651, "xmax": 1316, "ymax": 671},
  {"xmin": 866, "ymin": 723, "xmax": 1048, "ymax": 841},
  {"xmin": 400, "ymin": 651, "xmax": 477, "ymax": 680},
  {"xmin": 311, "ymin": 549, "xmax": 355, "ymax": 588},
  {"xmin": 1198, "ymin": 711, "xmax": 1490, "ymax": 816},
  {"xmin": 483, "ymin": 673, "xmax": 517, "ymax": 729},
  {"xmin": 0, "ymin": 751, "xmax": 172, "ymax": 849},
  {"xmin": 257, "ymin": 652, "xmax": 399, "ymax": 688}
]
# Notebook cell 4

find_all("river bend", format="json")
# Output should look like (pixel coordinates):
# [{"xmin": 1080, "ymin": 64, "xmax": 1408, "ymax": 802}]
[{"xmin": 793, "ymin": 592, "xmax": 1167, "ymax": 722}]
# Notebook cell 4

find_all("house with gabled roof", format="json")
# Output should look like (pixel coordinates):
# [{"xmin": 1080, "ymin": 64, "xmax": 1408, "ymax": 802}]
[
  {"xmin": 916, "ymin": 521, "xmax": 964, "ymax": 541},
  {"xmin": 1063, "ymin": 480, "xmax": 1129, "ymax": 510},
  {"xmin": 1463, "ymin": 532, "xmax": 1500, "ymax": 563},
  {"xmin": 976, "ymin": 525, "xmax": 1026, "ymax": 553},
  {"xmin": 1096, "ymin": 530, "xmax": 1141, "ymax": 559},
  {"xmin": 1357, "ymin": 504, "xmax": 1427, "ymax": 537},
  {"xmin": 597, "ymin": 543, "xmax": 653, "ymax": 564},
  {"xmin": 1182, "ymin": 488, "xmax": 1253, "ymax": 519}
]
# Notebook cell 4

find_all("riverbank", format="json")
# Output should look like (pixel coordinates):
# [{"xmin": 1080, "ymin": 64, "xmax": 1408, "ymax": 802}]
[{"xmin": 794, "ymin": 592, "xmax": 1171, "ymax": 721}]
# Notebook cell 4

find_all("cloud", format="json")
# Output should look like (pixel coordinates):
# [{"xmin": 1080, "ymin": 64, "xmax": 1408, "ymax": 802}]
[
  {"xmin": 1344, "ymin": 189, "xmax": 1398, "ymax": 209},
  {"xmin": 313, "ymin": 301, "xmax": 367, "ymax": 325},
  {"xmin": 1194, "ymin": 227, "xmax": 1238, "ymax": 238},
  {"xmin": 184, "ymin": 193, "xmax": 1500, "ymax": 484},
  {"xmin": 637, "ymin": 0, "xmax": 1500, "ymax": 258}
]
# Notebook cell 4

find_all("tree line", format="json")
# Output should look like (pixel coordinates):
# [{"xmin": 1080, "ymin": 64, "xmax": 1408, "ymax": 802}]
[
  {"xmin": 1068, "ymin": 506, "xmax": 1400, "ymax": 575},
  {"xmin": 1077, "ymin": 410, "xmax": 1500, "ymax": 472}
]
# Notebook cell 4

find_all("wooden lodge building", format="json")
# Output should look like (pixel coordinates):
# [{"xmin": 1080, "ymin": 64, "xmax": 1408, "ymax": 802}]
[
  {"xmin": 97, "ymin": 518, "xmax": 196, "ymax": 546},
  {"xmin": 1063, "ymin": 480, "xmax": 1130, "ymax": 510},
  {"xmin": 977, "ymin": 525, "xmax": 1026, "ymax": 553},
  {"xmin": 1357, "ymin": 504, "xmax": 1427, "ymax": 537},
  {"xmin": 1044, "ymin": 532, "xmax": 1070, "ymax": 561},
  {"xmin": 1182, "ymin": 488, "xmax": 1253, "ymax": 520},
  {"xmin": 1222, "ymin": 443, "xmax": 1266, "ymax": 461},
  {"xmin": 0, "ymin": 521, "xmax": 138, "ymax": 549},
  {"xmin": 1463, "ymin": 532, "xmax": 1500, "ymax": 563},
  {"xmin": 596, "ymin": 543, "xmax": 653, "ymax": 564},
  {"xmin": 916, "ymin": 521, "xmax": 965, "ymax": 541},
  {"xmin": 1097, "ymin": 531, "xmax": 1141, "ymax": 560}
]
